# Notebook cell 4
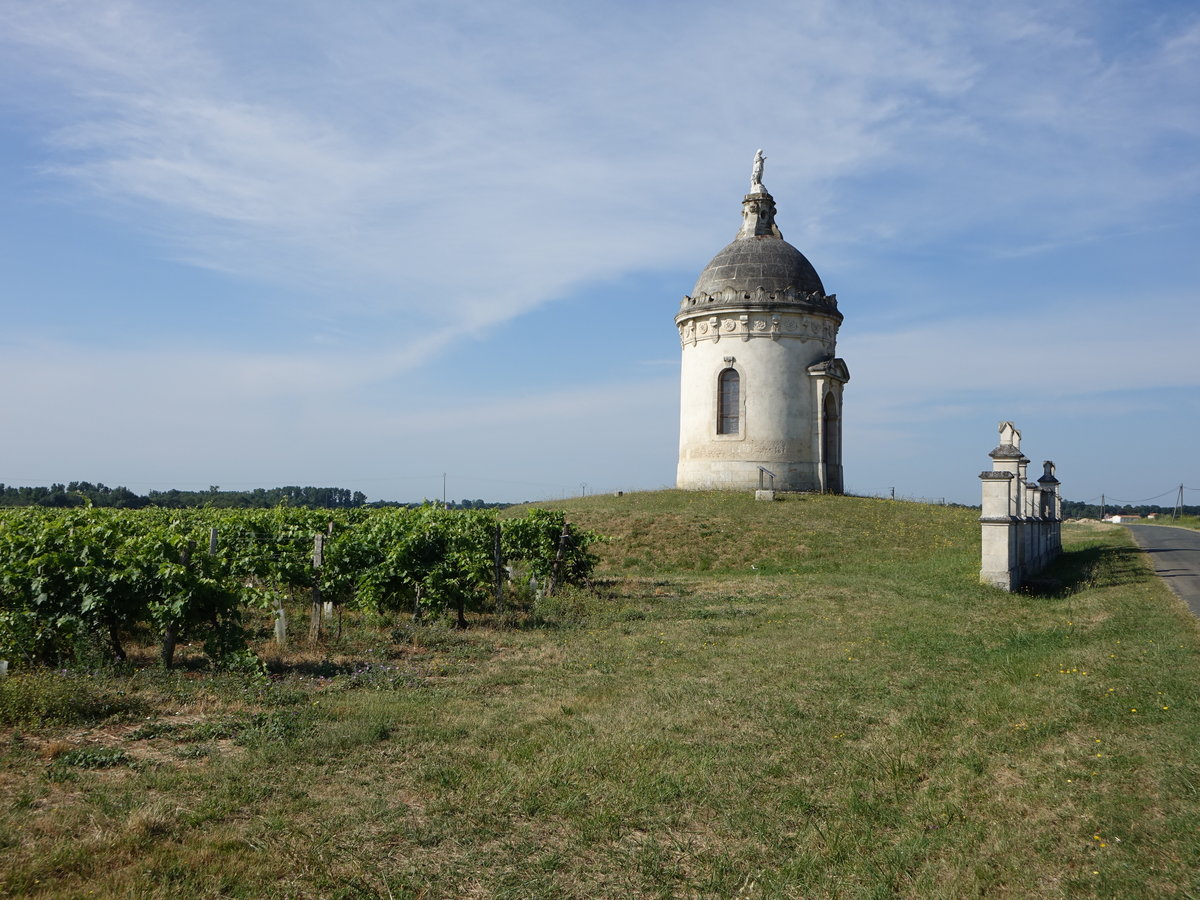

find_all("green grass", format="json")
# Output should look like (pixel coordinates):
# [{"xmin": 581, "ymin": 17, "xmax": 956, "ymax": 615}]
[
  {"xmin": 1155, "ymin": 515, "xmax": 1200, "ymax": 531},
  {"xmin": 2, "ymin": 492, "xmax": 1199, "ymax": 898}
]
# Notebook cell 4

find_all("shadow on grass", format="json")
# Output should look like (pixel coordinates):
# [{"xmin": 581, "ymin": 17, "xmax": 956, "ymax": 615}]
[
  {"xmin": 270, "ymin": 658, "xmax": 363, "ymax": 678},
  {"xmin": 1021, "ymin": 544, "xmax": 1145, "ymax": 597},
  {"xmin": 477, "ymin": 577, "xmax": 674, "ymax": 632}
]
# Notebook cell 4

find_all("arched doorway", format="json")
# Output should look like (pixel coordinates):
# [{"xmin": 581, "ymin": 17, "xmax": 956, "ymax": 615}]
[{"xmin": 823, "ymin": 392, "xmax": 842, "ymax": 493}]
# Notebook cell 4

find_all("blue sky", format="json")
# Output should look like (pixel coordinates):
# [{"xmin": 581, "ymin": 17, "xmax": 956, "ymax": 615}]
[{"xmin": 1, "ymin": 0, "xmax": 1197, "ymax": 505}]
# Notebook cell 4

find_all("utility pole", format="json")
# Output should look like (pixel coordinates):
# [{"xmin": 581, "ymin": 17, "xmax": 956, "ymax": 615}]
[
  {"xmin": 442, "ymin": 472, "xmax": 446, "ymax": 505},
  {"xmin": 1100, "ymin": 494, "xmax": 1105, "ymax": 521},
  {"xmin": 1174, "ymin": 484, "xmax": 1185, "ymax": 519}
]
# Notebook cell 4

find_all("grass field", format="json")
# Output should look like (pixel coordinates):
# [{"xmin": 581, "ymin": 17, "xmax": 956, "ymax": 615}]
[{"xmin": 2, "ymin": 491, "xmax": 1199, "ymax": 898}]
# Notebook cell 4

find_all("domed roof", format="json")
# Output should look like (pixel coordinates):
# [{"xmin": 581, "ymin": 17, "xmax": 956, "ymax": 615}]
[
  {"xmin": 691, "ymin": 184, "xmax": 824, "ymax": 297},
  {"xmin": 693, "ymin": 235, "xmax": 824, "ymax": 297}
]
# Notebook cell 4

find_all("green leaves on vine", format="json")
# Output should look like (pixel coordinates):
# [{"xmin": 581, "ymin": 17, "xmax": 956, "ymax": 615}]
[{"xmin": 0, "ymin": 505, "xmax": 598, "ymax": 668}]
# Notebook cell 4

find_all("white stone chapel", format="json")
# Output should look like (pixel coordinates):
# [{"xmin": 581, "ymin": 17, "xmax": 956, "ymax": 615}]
[{"xmin": 675, "ymin": 152, "xmax": 849, "ymax": 492}]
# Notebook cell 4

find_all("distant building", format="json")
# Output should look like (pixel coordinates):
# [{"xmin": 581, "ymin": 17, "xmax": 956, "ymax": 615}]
[
  {"xmin": 1108, "ymin": 514, "xmax": 1142, "ymax": 524},
  {"xmin": 675, "ymin": 153, "xmax": 849, "ymax": 492}
]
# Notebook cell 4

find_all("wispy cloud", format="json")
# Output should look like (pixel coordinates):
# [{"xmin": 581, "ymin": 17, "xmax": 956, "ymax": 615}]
[
  {"xmin": 847, "ymin": 290, "xmax": 1199, "ymax": 422},
  {"xmin": 4, "ymin": 1, "xmax": 1194, "ymax": 337}
]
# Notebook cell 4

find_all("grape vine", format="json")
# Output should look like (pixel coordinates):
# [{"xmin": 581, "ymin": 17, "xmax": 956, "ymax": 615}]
[{"xmin": 0, "ymin": 506, "xmax": 597, "ymax": 669}]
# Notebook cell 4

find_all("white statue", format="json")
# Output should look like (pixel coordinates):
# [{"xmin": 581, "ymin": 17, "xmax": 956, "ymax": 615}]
[{"xmin": 751, "ymin": 149, "xmax": 765, "ymax": 187}]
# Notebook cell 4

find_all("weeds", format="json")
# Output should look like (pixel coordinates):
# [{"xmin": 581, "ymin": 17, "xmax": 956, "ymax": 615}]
[
  {"xmin": 0, "ymin": 670, "xmax": 145, "ymax": 727},
  {"xmin": 52, "ymin": 746, "xmax": 130, "ymax": 769}
]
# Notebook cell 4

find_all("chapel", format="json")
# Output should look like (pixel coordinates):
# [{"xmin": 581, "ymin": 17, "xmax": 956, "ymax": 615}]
[{"xmin": 675, "ymin": 152, "xmax": 849, "ymax": 492}]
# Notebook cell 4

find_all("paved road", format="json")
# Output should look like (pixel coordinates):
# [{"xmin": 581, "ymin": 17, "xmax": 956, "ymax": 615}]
[{"xmin": 1126, "ymin": 524, "xmax": 1200, "ymax": 618}]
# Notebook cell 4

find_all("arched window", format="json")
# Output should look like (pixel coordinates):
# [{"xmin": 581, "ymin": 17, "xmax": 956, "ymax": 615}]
[{"xmin": 717, "ymin": 368, "xmax": 740, "ymax": 435}]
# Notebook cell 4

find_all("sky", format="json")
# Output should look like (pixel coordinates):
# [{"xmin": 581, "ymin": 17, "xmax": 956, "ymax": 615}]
[{"xmin": 1, "ymin": 0, "xmax": 1197, "ymax": 506}]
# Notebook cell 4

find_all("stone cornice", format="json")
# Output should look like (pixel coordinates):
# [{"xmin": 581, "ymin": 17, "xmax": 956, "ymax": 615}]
[
  {"xmin": 677, "ymin": 286, "xmax": 841, "ymax": 321},
  {"xmin": 807, "ymin": 357, "xmax": 850, "ymax": 382}
]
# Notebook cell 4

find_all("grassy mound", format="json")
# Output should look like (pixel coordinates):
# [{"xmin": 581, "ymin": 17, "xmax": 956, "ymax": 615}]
[{"xmin": 2, "ymin": 491, "xmax": 1198, "ymax": 898}]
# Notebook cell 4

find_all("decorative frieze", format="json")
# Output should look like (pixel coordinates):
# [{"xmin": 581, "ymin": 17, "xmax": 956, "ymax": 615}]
[{"xmin": 678, "ymin": 312, "xmax": 838, "ymax": 348}]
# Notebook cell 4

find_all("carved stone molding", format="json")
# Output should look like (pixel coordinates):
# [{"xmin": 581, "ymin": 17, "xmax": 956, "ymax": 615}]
[
  {"xmin": 677, "ymin": 286, "xmax": 840, "ymax": 316},
  {"xmin": 806, "ymin": 357, "xmax": 851, "ymax": 382},
  {"xmin": 678, "ymin": 312, "xmax": 839, "ymax": 348}
]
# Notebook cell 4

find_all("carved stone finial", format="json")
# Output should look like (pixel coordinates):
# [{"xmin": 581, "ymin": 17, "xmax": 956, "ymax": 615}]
[
  {"xmin": 751, "ymin": 149, "xmax": 766, "ymax": 190},
  {"xmin": 738, "ymin": 192, "xmax": 781, "ymax": 239},
  {"xmin": 998, "ymin": 421, "xmax": 1021, "ymax": 450}
]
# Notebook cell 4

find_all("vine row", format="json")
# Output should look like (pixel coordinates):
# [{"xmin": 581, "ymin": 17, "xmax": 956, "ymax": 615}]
[{"xmin": 0, "ymin": 506, "xmax": 597, "ymax": 669}]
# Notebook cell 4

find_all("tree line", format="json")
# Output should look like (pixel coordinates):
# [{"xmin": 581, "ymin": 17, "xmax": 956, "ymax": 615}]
[
  {"xmin": 1060, "ymin": 500, "xmax": 1200, "ymax": 519},
  {"xmin": 0, "ymin": 483, "xmax": 514, "ymax": 510}
]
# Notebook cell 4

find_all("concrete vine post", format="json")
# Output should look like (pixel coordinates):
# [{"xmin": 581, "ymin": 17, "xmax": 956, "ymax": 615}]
[
  {"xmin": 309, "ymin": 533, "xmax": 324, "ymax": 642},
  {"xmin": 323, "ymin": 521, "xmax": 335, "ymax": 625},
  {"xmin": 274, "ymin": 596, "xmax": 288, "ymax": 648}
]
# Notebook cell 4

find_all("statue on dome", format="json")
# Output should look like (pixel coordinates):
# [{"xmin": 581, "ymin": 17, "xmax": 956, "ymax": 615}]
[{"xmin": 751, "ymin": 149, "xmax": 766, "ymax": 188}]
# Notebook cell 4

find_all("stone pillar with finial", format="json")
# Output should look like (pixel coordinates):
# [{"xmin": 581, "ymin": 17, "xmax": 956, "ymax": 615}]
[
  {"xmin": 980, "ymin": 422, "xmax": 1063, "ymax": 590},
  {"xmin": 1038, "ymin": 460, "xmax": 1062, "ymax": 556},
  {"xmin": 980, "ymin": 421, "xmax": 1022, "ymax": 589}
]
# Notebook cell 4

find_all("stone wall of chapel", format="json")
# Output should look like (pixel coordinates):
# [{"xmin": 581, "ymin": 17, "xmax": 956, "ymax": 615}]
[{"xmin": 675, "ymin": 307, "xmax": 842, "ymax": 492}]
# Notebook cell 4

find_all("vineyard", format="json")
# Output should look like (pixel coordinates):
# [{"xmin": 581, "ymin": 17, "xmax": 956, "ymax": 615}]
[{"xmin": 0, "ymin": 505, "xmax": 597, "ymax": 671}]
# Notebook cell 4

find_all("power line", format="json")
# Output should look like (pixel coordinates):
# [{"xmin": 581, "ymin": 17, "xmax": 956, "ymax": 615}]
[{"xmin": 1104, "ymin": 488, "xmax": 1182, "ymax": 504}]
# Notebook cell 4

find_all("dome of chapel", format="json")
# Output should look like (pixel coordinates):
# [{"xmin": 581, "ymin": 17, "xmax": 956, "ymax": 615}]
[
  {"xmin": 692, "ymin": 235, "xmax": 825, "ymax": 297},
  {"xmin": 690, "ymin": 178, "xmax": 825, "ymax": 298}
]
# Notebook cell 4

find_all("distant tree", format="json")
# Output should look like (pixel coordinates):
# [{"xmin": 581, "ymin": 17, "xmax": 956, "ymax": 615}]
[{"xmin": 0, "ymin": 482, "xmax": 501, "ymax": 511}]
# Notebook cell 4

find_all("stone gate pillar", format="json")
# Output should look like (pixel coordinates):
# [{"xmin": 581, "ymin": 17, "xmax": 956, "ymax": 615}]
[
  {"xmin": 980, "ymin": 422, "xmax": 1023, "ymax": 590},
  {"xmin": 980, "ymin": 470, "xmax": 1018, "ymax": 590},
  {"xmin": 979, "ymin": 423, "xmax": 1063, "ymax": 590},
  {"xmin": 1038, "ymin": 461, "xmax": 1062, "ymax": 555}
]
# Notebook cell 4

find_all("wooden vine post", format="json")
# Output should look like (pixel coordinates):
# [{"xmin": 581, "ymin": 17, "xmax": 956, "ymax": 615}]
[
  {"xmin": 162, "ymin": 538, "xmax": 196, "ymax": 669},
  {"xmin": 274, "ymin": 595, "xmax": 288, "ymax": 648},
  {"xmin": 546, "ymin": 522, "xmax": 571, "ymax": 597},
  {"xmin": 493, "ymin": 523, "xmax": 505, "ymax": 614}
]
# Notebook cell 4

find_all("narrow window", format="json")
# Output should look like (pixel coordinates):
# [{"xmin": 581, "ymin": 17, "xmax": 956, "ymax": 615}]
[{"xmin": 717, "ymin": 368, "xmax": 740, "ymax": 434}]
